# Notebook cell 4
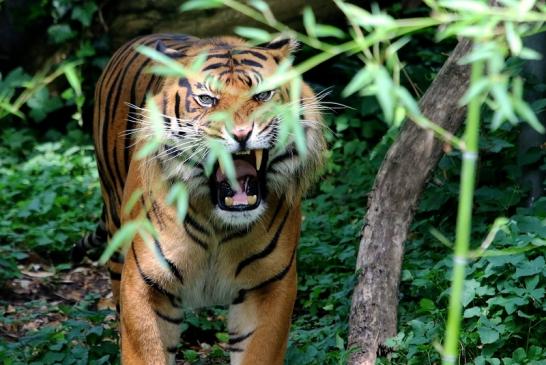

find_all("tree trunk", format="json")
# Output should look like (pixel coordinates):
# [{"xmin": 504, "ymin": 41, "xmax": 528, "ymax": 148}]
[
  {"xmin": 102, "ymin": 0, "xmax": 341, "ymax": 48},
  {"xmin": 347, "ymin": 38, "xmax": 473, "ymax": 364}
]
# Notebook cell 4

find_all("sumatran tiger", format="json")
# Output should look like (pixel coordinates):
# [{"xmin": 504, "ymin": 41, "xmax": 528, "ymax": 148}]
[{"xmin": 75, "ymin": 33, "xmax": 326, "ymax": 364}]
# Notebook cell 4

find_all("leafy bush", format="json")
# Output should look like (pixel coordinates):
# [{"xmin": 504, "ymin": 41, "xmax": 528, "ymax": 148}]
[{"xmin": 0, "ymin": 126, "xmax": 101, "ymax": 280}]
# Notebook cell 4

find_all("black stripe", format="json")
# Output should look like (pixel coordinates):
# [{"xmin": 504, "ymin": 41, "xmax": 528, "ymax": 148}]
[
  {"xmin": 258, "ymin": 119, "xmax": 276, "ymax": 136},
  {"xmin": 167, "ymin": 346, "xmax": 178, "ymax": 353},
  {"xmin": 184, "ymin": 213, "xmax": 210, "ymax": 236},
  {"xmin": 268, "ymin": 198, "xmax": 284, "ymax": 231},
  {"xmin": 268, "ymin": 149, "xmax": 298, "ymax": 170},
  {"xmin": 264, "ymin": 39, "xmax": 291, "ymax": 50},
  {"xmin": 174, "ymin": 91, "xmax": 182, "ymax": 125},
  {"xmin": 234, "ymin": 50, "xmax": 267, "ymax": 60},
  {"xmin": 155, "ymin": 310, "xmax": 184, "ymax": 325},
  {"xmin": 107, "ymin": 39, "xmax": 161, "ymax": 199},
  {"xmin": 132, "ymin": 245, "xmax": 182, "ymax": 308},
  {"xmin": 232, "ymin": 247, "xmax": 296, "ymax": 305},
  {"xmin": 141, "ymin": 198, "xmax": 184, "ymax": 285},
  {"xmin": 235, "ymin": 210, "xmax": 289, "ymax": 277},
  {"xmin": 240, "ymin": 59, "xmax": 263, "ymax": 68},
  {"xmin": 108, "ymin": 269, "xmax": 121, "ymax": 281},
  {"xmin": 100, "ymin": 70, "xmax": 123, "ymax": 207},
  {"xmin": 184, "ymin": 224, "xmax": 209, "ymax": 250},
  {"xmin": 126, "ymin": 57, "xmax": 152, "ymax": 175},
  {"xmin": 221, "ymin": 227, "xmax": 250, "ymax": 244},
  {"xmin": 229, "ymin": 331, "xmax": 254, "ymax": 345},
  {"xmin": 226, "ymin": 347, "xmax": 243, "ymax": 352},
  {"xmin": 206, "ymin": 53, "xmax": 231, "ymax": 60},
  {"xmin": 151, "ymin": 201, "xmax": 166, "ymax": 231},
  {"xmin": 154, "ymin": 239, "xmax": 185, "ymax": 285},
  {"xmin": 203, "ymin": 62, "xmax": 227, "ymax": 71}
]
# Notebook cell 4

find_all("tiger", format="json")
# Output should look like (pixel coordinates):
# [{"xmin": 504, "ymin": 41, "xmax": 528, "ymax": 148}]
[{"xmin": 75, "ymin": 33, "xmax": 326, "ymax": 364}]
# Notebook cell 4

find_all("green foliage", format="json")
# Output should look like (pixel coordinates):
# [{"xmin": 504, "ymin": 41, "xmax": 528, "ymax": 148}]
[
  {"xmin": 0, "ymin": 126, "xmax": 101, "ymax": 276},
  {"xmin": 0, "ymin": 295, "xmax": 119, "ymax": 365}
]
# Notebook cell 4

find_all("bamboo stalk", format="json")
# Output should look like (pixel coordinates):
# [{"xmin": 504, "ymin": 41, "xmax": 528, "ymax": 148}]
[{"xmin": 442, "ymin": 59, "xmax": 484, "ymax": 365}]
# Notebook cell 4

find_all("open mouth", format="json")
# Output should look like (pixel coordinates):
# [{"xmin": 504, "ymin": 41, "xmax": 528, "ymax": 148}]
[{"xmin": 211, "ymin": 149, "xmax": 269, "ymax": 211}]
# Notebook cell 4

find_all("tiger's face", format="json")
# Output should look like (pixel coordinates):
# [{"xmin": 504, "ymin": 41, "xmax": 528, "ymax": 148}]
[{"xmin": 141, "ymin": 37, "xmax": 325, "ymax": 227}]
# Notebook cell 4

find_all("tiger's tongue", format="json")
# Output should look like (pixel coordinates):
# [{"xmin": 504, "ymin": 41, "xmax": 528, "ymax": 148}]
[{"xmin": 216, "ymin": 160, "xmax": 257, "ymax": 204}]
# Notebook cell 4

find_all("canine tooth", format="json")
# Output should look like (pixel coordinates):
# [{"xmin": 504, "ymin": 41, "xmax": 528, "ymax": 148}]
[
  {"xmin": 224, "ymin": 197, "xmax": 234, "ymax": 206},
  {"xmin": 247, "ymin": 195, "xmax": 257, "ymax": 205},
  {"xmin": 255, "ymin": 149, "xmax": 263, "ymax": 171}
]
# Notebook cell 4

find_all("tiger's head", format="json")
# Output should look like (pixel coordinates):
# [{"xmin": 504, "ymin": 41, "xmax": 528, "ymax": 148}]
[{"xmin": 138, "ymin": 36, "xmax": 326, "ymax": 227}]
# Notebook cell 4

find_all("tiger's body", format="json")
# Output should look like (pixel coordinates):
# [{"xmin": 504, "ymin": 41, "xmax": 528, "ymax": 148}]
[{"xmin": 85, "ymin": 33, "xmax": 325, "ymax": 364}]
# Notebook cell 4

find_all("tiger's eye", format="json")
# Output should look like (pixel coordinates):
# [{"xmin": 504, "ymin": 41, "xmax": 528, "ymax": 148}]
[
  {"xmin": 253, "ymin": 90, "xmax": 274, "ymax": 102},
  {"xmin": 195, "ymin": 94, "xmax": 217, "ymax": 107}
]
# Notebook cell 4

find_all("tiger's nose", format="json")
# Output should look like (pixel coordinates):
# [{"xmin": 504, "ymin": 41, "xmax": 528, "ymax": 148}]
[{"xmin": 232, "ymin": 125, "xmax": 253, "ymax": 145}]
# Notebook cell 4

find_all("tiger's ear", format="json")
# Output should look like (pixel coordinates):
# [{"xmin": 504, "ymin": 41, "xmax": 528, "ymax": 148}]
[
  {"xmin": 260, "ymin": 36, "xmax": 299, "ymax": 59},
  {"xmin": 155, "ymin": 40, "xmax": 185, "ymax": 58}
]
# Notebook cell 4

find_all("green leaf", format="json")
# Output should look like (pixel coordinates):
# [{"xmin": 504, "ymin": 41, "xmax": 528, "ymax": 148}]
[
  {"xmin": 463, "ymin": 307, "xmax": 481, "ymax": 318},
  {"xmin": 290, "ymin": 77, "xmax": 307, "ymax": 158},
  {"xmin": 136, "ymin": 45, "xmax": 188, "ymax": 77},
  {"xmin": 314, "ymin": 25, "xmax": 345, "ymax": 39},
  {"xmin": 48, "ymin": 24, "xmax": 76, "ymax": 44},
  {"xmin": 375, "ymin": 67, "xmax": 394, "ymax": 123},
  {"xmin": 478, "ymin": 326, "xmax": 500, "ymax": 344},
  {"xmin": 234, "ymin": 27, "xmax": 272, "ymax": 43},
  {"xmin": 505, "ymin": 22, "xmax": 522, "ymax": 55},
  {"xmin": 62, "ymin": 63, "xmax": 82, "ymax": 96},
  {"xmin": 342, "ymin": 67, "xmax": 372, "ymax": 97},
  {"xmin": 303, "ymin": 7, "xmax": 317, "ymax": 38},
  {"xmin": 166, "ymin": 183, "xmax": 189, "ymax": 223},
  {"xmin": 99, "ymin": 222, "xmax": 139, "ymax": 264},
  {"xmin": 514, "ymin": 99, "xmax": 545, "ymax": 133},
  {"xmin": 439, "ymin": 0, "xmax": 489, "ymax": 13},
  {"xmin": 249, "ymin": 0, "xmax": 270, "ymax": 13},
  {"xmin": 514, "ymin": 256, "xmax": 545, "ymax": 278},
  {"xmin": 27, "ymin": 87, "xmax": 64, "ymax": 122},
  {"xmin": 419, "ymin": 298, "xmax": 436, "ymax": 312},
  {"xmin": 180, "ymin": 0, "xmax": 223, "ymax": 11},
  {"xmin": 71, "ymin": 2, "xmax": 98, "ymax": 27}
]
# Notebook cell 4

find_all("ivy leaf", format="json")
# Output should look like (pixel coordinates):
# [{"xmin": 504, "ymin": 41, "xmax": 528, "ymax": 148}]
[
  {"xmin": 478, "ymin": 326, "xmax": 500, "ymax": 344},
  {"xmin": 48, "ymin": 24, "xmax": 77, "ymax": 44},
  {"xmin": 71, "ymin": 2, "xmax": 98, "ymax": 27},
  {"xmin": 27, "ymin": 87, "xmax": 63, "ymax": 122},
  {"xmin": 514, "ymin": 256, "xmax": 545, "ymax": 278}
]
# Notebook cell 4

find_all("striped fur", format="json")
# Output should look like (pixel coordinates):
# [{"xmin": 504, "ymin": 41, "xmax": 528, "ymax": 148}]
[{"xmin": 87, "ymin": 34, "xmax": 325, "ymax": 364}]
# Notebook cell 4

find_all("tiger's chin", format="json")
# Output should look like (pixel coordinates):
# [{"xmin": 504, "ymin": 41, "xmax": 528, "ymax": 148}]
[{"xmin": 213, "ymin": 202, "xmax": 268, "ymax": 227}]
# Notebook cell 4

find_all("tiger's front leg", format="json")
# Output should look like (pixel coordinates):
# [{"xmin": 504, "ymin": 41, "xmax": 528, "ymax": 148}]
[
  {"xmin": 227, "ymin": 259, "xmax": 297, "ymax": 365},
  {"xmin": 120, "ymin": 239, "xmax": 184, "ymax": 365}
]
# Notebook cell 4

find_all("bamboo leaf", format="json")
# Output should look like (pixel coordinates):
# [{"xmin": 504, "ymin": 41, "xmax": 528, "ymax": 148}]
[
  {"xmin": 99, "ymin": 221, "xmax": 139, "ymax": 264},
  {"xmin": 166, "ymin": 183, "xmax": 189, "ymax": 222},
  {"xmin": 375, "ymin": 67, "xmax": 394, "ymax": 123},
  {"xmin": 315, "ymin": 25, "xmax": 345, "ymax": 39},
  {"xmin": 505, "ymin": 22, "xmax": 522, "ymax": 55},
  {"xmin": 62, "ymin": 63, "xmax": 82, "ymax": 96},
  {"xmin": 180, "ymin": 0, "xmax": 223, "ymax": 11},
  {"xmin": 514, "ymin": 99, "xmax": 545, "ymax": 133},
  {"xmin": 342, "ymin": 67, "xmax": 372, "ymax": 97},
  {"xmin": 303, "ymin": 7, "xmax": 317, "ymax": 39},
  {"xmin": 290, "ymin": 77, "xmax": 307, "ymax": 158},
  {"xmin": 234, "ymin": 27, "xmax": 272, "ymax": 43}
]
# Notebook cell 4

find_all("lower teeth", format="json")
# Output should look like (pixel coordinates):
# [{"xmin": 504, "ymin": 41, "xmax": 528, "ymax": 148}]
[{"xmin": 247, "ymin": 195, "xmax": 257, "ymax": 205}]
